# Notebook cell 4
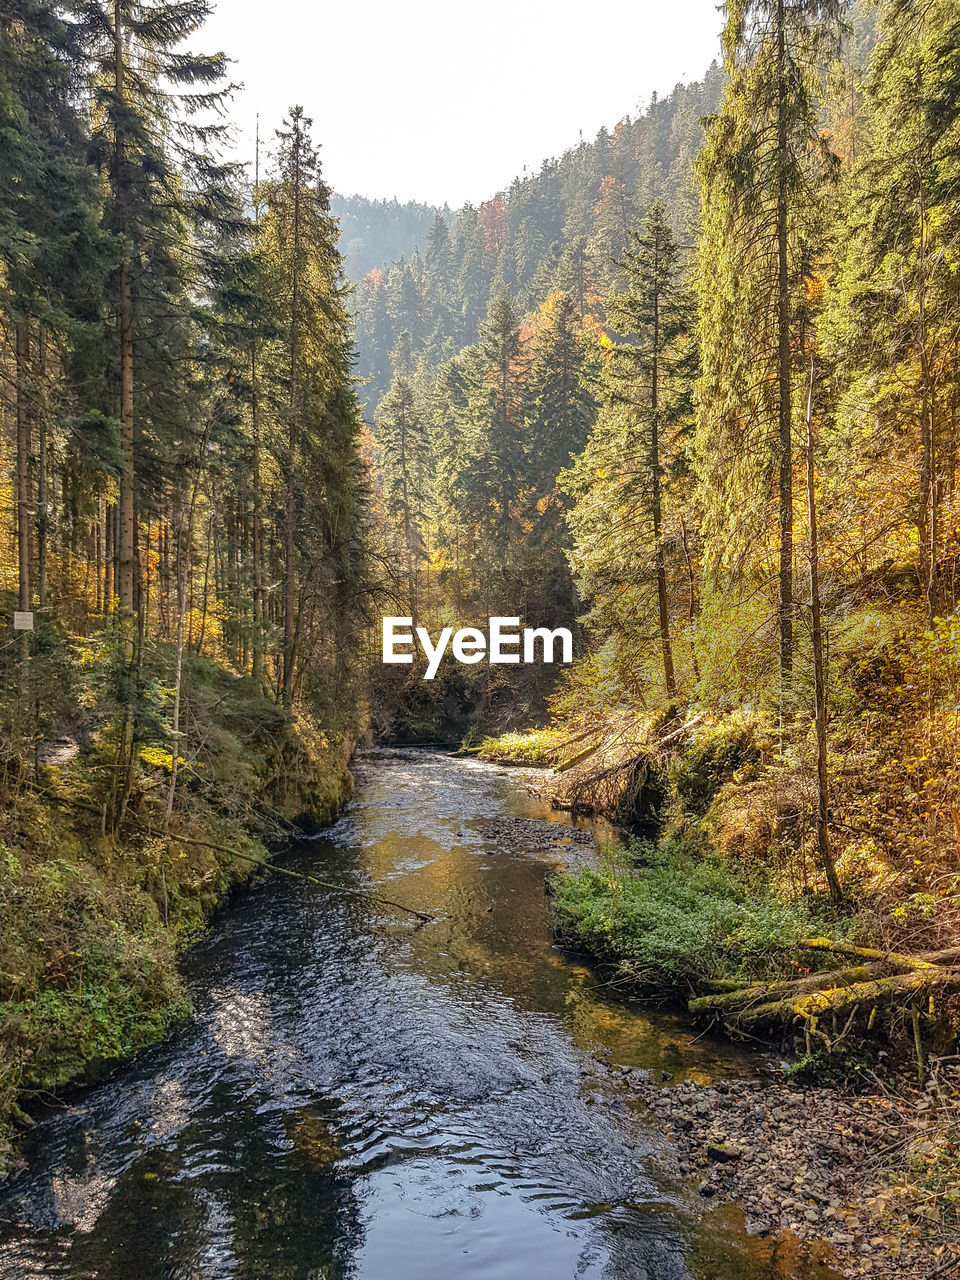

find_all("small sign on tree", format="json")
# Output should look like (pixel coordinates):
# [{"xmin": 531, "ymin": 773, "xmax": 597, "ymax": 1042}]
[{"xmin": 13, "ymin": 612, "xmax": 34, "ymax": 632}]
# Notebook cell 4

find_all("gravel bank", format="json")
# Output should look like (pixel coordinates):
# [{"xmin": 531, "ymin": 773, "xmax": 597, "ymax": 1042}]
[{"xmin": 619, "ymin": 1068, "xmax": 947, "ymax": 1278}]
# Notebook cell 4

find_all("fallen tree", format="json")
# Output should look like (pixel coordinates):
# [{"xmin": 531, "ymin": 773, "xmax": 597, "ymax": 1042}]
[
  {"xmin": 688, "ymin": 937, "xmax": 960, "ymax": 1060},
  {"xmin": 553, "ymin": 749, "xmax": 665, "ymax": 825}
]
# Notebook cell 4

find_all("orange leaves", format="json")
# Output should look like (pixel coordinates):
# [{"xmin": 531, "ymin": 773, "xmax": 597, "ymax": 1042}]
[
  {"xmin": 802, "ymin": 273, "xmax": 825, "ymax": 307},
  {"xmin": 478, "ymin": 195, "xmax": 507, "ymax": 254}
]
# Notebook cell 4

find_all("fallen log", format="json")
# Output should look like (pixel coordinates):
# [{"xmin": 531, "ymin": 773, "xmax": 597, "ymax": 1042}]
[
  {"xmin": 556, "ymin": 741, "xmax": 602, "ymax": 773},
  {"xmin": 696, "ymin": 978, "xmax": 747, "ymax": 994},
  {"xmin": 654, "ymin": 713, "xmax": 705, "ymax": 751},
  {"xmin": 688, "ymin": 962, "xmax": 891, "ymax": 1016},
  {"xmin": 797, "ymin": 937, "xmax": 941, "ymax": 971},
  {"xmin": 715, "ymin": 967, "xmax": 960, "ymax": 1031}
]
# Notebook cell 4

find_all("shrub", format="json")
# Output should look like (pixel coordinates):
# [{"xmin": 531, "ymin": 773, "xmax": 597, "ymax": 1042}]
[
  {"xmin": 674, "ymin": 715, "xmax": 763, "ymax": 817},
  {"xmin": 476, "ymin": 729, "xmax": 563, "ymax": 765},
  {"xmin": 552, "ymin": 839, "xmax": 835, "ymax": 987}
]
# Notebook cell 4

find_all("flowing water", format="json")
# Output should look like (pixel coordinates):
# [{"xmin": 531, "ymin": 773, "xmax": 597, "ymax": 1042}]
[{"xmin": 0, "ymin": 750, "xmax": 841, "ymax": 1280}]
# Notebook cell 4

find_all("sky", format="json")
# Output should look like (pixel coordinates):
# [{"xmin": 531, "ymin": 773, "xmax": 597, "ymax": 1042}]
[{"xmin": 202, "ymin": 0, "xmax": 725, "ymax": 210}]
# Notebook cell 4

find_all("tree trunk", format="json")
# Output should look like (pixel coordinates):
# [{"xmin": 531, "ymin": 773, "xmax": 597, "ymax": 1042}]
[
  {"xmin": 251, "ymin": 116, "xmax": 265, "ymax": 684},
  {"xmin": 114, "ymin": 0, "xmax": 136, "ymax": 651},
  {"xmin": 165, "ymin": 480, "xmax": 200, "ymax": 826},
  {"xmin": 805, "ymin": 360, "xmax": 843, "ymax": 905},
  {"xmin": 650, "ymin": 248, "xmax": 676, "ymax": 699},
  {"xmin": 35, "ymin": 328, "xmax": 48, "ymax": 610},
  {"xmin": 679, "ymin": 513, "xmax": 701, "ymax": 684},
  {"xmin": 15, "ymin": 321, "xmax": 33, "ymax": 695},
  {"xmin": 776, "ymin": 0, "xmax": 794, "ymax": 701},
  {"xmin": 251, "ymin": 343, "xmax": 264, "ymax": 682},
  {"xmin": 281, "ymin": 126, "xmax": 302, "ymax": 707},
  {"xmin": 104, "ymin": 502, "xmax": 114, "ymax": 612}
]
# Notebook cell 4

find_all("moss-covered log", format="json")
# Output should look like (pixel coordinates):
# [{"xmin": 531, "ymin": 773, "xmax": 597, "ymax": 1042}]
[
  {"xmin": 715, "ymin": 967, "xmax": 960, "ymax": 1031},
  {"xmin": 688, "ymin": 962, "xmax": 890, "ymax": 1015},
  {"xmin": 556, "ymin": 741, "xmax": 601, "ymax": 772},
  {"xmin": 796, "ymin": 937, "xmax": 951, "ymax": 971}
]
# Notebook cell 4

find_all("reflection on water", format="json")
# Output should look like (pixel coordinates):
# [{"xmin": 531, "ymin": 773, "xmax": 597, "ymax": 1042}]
[{"xmin": 0, "ymin": 749, "xmax": 840, "ymax": 1280}]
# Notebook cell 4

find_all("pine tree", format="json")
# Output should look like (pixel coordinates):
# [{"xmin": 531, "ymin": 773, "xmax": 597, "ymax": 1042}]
[
  {"xmin": 565, "ymin": 203, "xmax": 695, "ymax": 700},
  {"xmin": 259, "ymin": 106, "xmax": 362, "ymax": 709},
  {"xmin": 375, "ymin": 358, "xmax": 432, "ymax": 625},
  {"xmin": 826, "ymin": 0, "xmax": 960, "ymax": 623}
]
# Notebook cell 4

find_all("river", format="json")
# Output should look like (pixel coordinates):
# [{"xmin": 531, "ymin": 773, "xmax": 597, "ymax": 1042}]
[{"xmin": 0, "ymin": 749, "xmax": 841, "ymax": 1280}]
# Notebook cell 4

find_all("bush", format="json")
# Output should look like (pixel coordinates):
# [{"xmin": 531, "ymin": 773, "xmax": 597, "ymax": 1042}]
[
  {"xmin": 552, "ymin": 839, "xmax": 835, "ymax": 988},
  {"xmin": 476, "ymin": 729, "xmax": 563, "ymax": 765},
  {"xmin": 674, "ymin": 716, "xmax": 763, "ymax": 817}
]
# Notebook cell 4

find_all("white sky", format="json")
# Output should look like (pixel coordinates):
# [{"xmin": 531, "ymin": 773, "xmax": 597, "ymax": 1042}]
[{"xmin": 202, "ymin": 0, "xmax": 725, "ymax": 209}]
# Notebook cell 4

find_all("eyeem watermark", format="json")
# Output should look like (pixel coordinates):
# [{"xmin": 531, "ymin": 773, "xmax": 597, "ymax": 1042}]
[{"xmin": 382, "ymin": 617, "xmax": 573, "ymax": 680}]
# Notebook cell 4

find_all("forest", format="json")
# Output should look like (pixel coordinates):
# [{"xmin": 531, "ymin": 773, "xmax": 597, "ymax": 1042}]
[
  {"xmin": 356, "ymin": 0, "xmax": 960, "ymax": 1254},
  {"xmin": 2, "ymin": 0, "xmax": 960, "ymax": 1272}
]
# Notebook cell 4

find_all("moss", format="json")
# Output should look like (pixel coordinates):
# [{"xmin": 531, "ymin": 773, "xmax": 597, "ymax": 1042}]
[{"xmin": 673, "ymin": 718, "xmax": 762, "ymax": 818}]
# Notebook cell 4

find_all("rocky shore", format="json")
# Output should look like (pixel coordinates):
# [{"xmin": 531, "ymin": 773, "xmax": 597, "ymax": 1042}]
[{"xmin": 618, "ymin": 1067, "xmax": 950, "ymax": 1279}]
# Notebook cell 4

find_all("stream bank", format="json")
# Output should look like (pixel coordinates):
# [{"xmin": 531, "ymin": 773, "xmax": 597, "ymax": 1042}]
[{"xmin": 0, "ymin": 689, "xmax": 354, "ymax": 1179}]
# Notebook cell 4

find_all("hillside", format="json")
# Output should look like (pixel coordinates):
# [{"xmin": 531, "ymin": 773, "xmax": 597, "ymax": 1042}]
[
  {"xmin": 348, "ymin": 65, "xmax": 724, "ymax": 404},
  {"xmin": 331, "ymin": 192, "xmax": 448, "ymax": 282}
]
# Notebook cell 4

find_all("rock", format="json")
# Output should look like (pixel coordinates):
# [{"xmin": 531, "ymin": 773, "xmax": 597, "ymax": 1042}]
[{"xmin": 706, "ymin": 1143, "xmax": 742, "ymax": 1163}]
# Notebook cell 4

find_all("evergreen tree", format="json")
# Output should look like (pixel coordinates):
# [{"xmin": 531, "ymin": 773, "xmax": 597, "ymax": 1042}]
[
  {"xmin": 375, "ymin": 361, "xmax": 432, "ymax": 624},
  {"xmin": 565, "ymin": 204, "xmax": 695, "ymax": 699}
]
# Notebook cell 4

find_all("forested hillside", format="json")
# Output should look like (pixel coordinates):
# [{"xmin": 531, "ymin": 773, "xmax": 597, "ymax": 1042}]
[
  {"xmin": 350, "ymin": 67, "xmax": 724, "ymax": 405},
  {"xmin": 0, "ymin": 0, "xmax": 365, "ymax": 1166},
  {"xmin": 331, "ymin": 193, "xmax": 448, "ymax": 284},
  {"xmin": 356, "ymin": 67, "xmax": 729, "ymax": 736}
]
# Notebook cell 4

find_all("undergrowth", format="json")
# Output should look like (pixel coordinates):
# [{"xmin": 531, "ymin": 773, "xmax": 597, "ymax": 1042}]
[
  {"xmin": 552, "ymin": 837, "xmax": 845, "ymax": 990},
  {"xmin": 476, "ymin": 728, "xmax": 564, "ymax": 765}
]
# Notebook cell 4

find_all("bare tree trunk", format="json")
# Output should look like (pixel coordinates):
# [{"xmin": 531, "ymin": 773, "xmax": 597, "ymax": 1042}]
[
  {"xmin": 15, "ymin": 321, "xmax": 33, "ymax": 699},
  {"xmin": 251, "ymin": 118, "xmax": 265, "ymax": 684},
  {"xmin": 96, "ymin": 492, "xmax": 105, "ymax": 614},
  {"xmin": 776, "ymin": 0, "xmax": 794, "ymax": 703},
  {"xmin": 805, "ymin": 360, "xmax": 843, "ymax": 906},
  {"xmin": 196, "ymin": 514, "xmax": 213, "ymax": 655},
  {"xmin": 104, "ymin": 502, "xmax": 114, "ymax": 612},
  {"xmin": 679, "ymin": 513, "xmax": 701, "ymax": 685},
  {"xmin": 36, "ymin": 328, "xmax": 47, "ymax": 610},
  {"xmin": 251, "ymin": 346, "xmax": 264, "ymax": 681},
  {"xmin": 165, "ymin": 482, "xmax": 200, "ymax": 826}
]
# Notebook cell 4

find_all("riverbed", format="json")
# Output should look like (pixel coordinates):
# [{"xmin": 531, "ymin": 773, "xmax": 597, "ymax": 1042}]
[{"xmin": 0, "ymin": 749, "xmax": 842, "ymax": 1279}]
